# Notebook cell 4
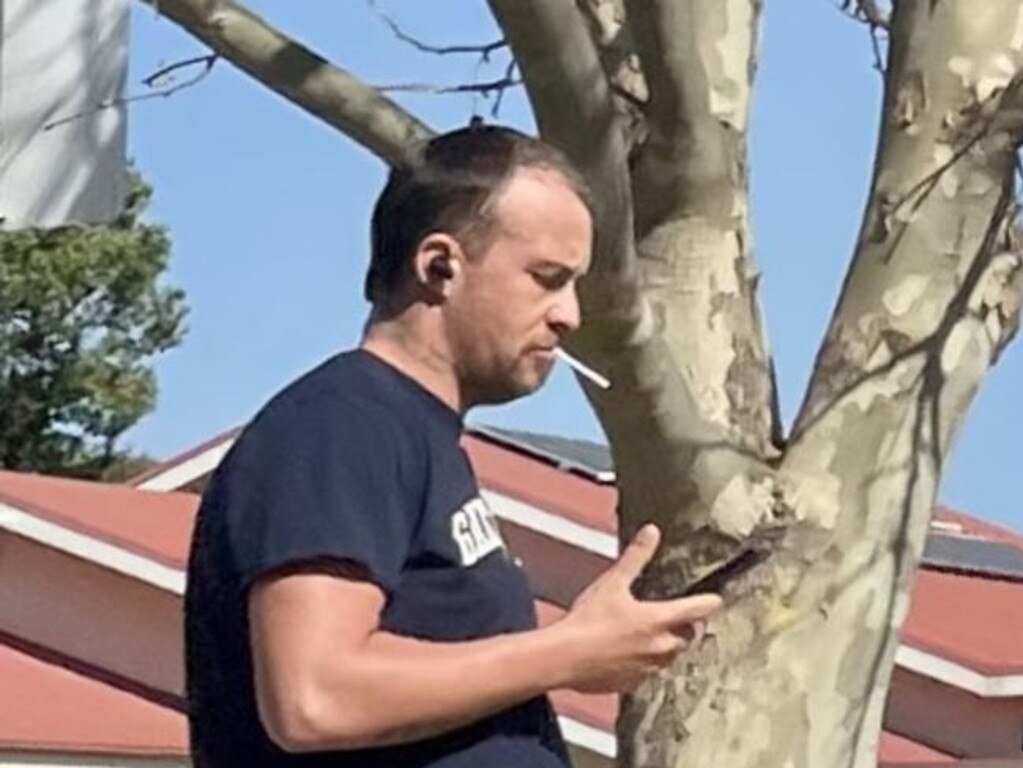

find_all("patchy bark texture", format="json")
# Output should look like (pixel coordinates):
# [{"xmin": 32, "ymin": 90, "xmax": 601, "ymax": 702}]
[
  {"xmin": 625, "ymin": 0, "xmax": 776, "ymax": 455},
  {"xmin": 575, "ymin": 0, "xmax": 649, "ymax": 148},
  {"xmin": 143, "ymin": 0, "xmax": 1023, "ymax": 766},
  {"xmin": 617, "ymin": 3, "xmax": 1023, "ymax": 768}
]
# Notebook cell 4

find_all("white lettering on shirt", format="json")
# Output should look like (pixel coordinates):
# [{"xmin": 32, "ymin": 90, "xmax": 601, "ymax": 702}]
[{"xmin": 450, "ymin": 496, "xmax": 506, "ymax": 567}]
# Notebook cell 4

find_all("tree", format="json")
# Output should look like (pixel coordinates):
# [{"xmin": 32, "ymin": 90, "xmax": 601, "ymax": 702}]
[
  {"xmin": 140, "ymin": 1, "xmax": 1022, "ymax": 766},
  {"xmin": 0, "ymin": 176, "xmax": 187, "ymax": 480}
]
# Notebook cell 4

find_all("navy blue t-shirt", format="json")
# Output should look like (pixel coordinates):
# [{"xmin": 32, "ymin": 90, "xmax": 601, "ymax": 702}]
[{"xmin": 185, "ymin": 350, "xmax": 570, "ymax": 767}]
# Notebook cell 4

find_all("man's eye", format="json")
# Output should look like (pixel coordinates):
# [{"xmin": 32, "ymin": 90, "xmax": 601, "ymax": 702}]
[{"xmin": 532, "ymin": 271, "xmax": 570, "ymax": 290}]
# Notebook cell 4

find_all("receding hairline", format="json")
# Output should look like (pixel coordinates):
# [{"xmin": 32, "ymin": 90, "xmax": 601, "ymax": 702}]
[
  {"xmin": 458, "ymin": 165, "xmax": 593, "ymax": 252},
  {"xmin": 365, "ymin": 127, "xmax": 593, "ymax": 301}
]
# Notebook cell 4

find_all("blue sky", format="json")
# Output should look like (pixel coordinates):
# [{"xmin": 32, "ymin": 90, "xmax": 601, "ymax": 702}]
[{"xmin": 125, "ymin": 2, "xmax": 1021, "ymax": 531}]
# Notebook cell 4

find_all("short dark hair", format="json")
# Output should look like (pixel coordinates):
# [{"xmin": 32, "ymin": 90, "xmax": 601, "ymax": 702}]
[{"xmin": 365, "ymin": 124, "xmax": 591, "ymax": 303}]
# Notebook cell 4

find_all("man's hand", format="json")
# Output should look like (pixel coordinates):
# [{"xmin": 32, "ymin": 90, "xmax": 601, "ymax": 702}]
[
  {"xmin": 555, "ymin": 524, "xmax": 723, "ymax": 694},
  {"xmin": 250, "ymin": 523, "xmax": 721, "ymax": 751}
]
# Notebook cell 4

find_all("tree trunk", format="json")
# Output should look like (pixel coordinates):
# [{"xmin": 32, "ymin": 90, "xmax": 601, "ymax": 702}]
[
  {"xmin": 139, "ymin": 0, "xmax": 1023, "ymax": 765},
  {"xmin": 617, "ymin": 2, "xmax": 1023, "ymax": 766}
]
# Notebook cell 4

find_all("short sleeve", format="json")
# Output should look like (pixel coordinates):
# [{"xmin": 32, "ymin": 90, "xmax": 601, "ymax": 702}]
[{"xmin": 219, "ymin": 395, "xmax": 421, "ymax": 596}]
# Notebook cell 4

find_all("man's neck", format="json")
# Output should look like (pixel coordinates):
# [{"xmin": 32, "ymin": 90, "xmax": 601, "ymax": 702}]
[{"xmin": 361, "ymin": 319, "xmax": 465, "ymax": 414}]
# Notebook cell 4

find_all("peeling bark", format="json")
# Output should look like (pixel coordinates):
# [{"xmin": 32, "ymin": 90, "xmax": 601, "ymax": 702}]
[
  {"xmin": 624, "ymin": 0, "xmax": 778, "ymax": 455},
  {"xmin": 574, "ymin": 0, "xmax": 649, "ymax": 146},
  {"xmin": 137, "ymin": 1, "xmax": 1023, "ymax": 766},
  {"xmin": 619, "ymin": 3, "xmax": 1023, "ymax": 767}
]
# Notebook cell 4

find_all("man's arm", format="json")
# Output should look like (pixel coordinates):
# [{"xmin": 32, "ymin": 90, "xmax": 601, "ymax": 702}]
[{"xmin": 249, "ymin": 524, "xmax": 721, "ymax": 753}]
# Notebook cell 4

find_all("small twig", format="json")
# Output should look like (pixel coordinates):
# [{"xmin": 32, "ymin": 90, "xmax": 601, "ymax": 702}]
[
  {"xmin": 839, "ymin": 0, "xmax": 891, "ymax": 30},
  {"xmin": 366, "ymin": 0, "xmax": 506, "ymax": 60},
  {"xmin": 377, "ymin": 75, "xmax": 521, "ymax": 97},
  {"xmin": 488, "ymin": 60, "xmax": 518, "ymax": 118},
  {"xmin": 869, "ymin": 26, "xmax": 885, "ymax": 74},
  {"xmin": 610, "ymin": 81, "xmax": 647, "ymax": 110},
  {"xmin": 839, "ymin": 0, "xmax": 890, "ymax": 73},
  {"xmin": 44, "ymin": 54, "xmax": 218, "ymax": 131},
  {"xmin": 142, "ymin": 54, "xmax": 217, "ymax": 87}
]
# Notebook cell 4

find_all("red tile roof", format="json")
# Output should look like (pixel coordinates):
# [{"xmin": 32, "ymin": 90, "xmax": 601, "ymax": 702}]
[
  {"xmin": 1, "ymin": 627, "xmax": 948, "ymax": 766},
  {"xmin": 0, "ymin": 457, "xmax": 986, "ymax": 764},
  {"xmin": 11, "ymin": 438, "xmax": 1023, "ymax": 682},
  {"xmin": 0, "ymin": 638, "xmax": 187, "ymax": 757},
  {"xmin": 877, "ymin": 731, "xmax": 955, "ymax": 764},
  {"xmin": 0, "ymin": 469, "xmax": 197, "ymax": 569},
  {"xmin": 904, "ymin": 569, "xmax": 1023, "ymax": 676},
  {"xmin": 15, "ymin": 424, "xmax": 1023, "ymax": 684},
  {"xmin": 464, "ymin": 434, "xmax": 617, "ymax": 533}
]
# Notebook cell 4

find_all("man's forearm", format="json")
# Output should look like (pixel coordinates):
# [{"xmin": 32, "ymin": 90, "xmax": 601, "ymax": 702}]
[{"xmin": 295, "ymin": 621, "xmax": 580, "ymax": 751}]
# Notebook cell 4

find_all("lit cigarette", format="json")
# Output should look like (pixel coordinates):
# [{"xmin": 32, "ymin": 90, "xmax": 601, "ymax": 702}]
[{"xmin": 554, "ymin": 347, "xmax": 611, "ymax": 390}]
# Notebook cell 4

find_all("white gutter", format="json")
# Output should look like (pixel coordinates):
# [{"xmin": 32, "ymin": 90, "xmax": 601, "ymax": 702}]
[
  {"xmin": 135, "ymin": 440, "xmax": 234, "ymax": 492},
  {"xmin": 480, "ymin": 489, "xmax": 618, "ymax": 559},
  {"xmin": 0, "ymin": 503, "xmax": 185, "ymax": 595},
  {"xmin": 895, "ymin": 644, "xmax": 1023, "ymax": 698}
]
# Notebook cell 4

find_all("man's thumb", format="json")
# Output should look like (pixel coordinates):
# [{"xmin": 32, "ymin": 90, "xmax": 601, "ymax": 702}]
[{"xmin": 614, "ymin": 523, "xmax": 660, "ymax": 584}]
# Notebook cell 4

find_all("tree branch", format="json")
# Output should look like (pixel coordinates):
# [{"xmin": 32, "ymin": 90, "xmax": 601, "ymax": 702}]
[
  {"xmin": 625, "ymin": 0, "xmax": 760, "ymax": 222},
  {"xmin": 141, "ymin": 54, "xmax": 218, "ymax": 87},
  {"xmin": 486, "ymin": 0, "xmax": 634, "ymax": 262},
  {"xmin": 376, "ymin": 73, "xmax": 521, "ymax": 114},
  {"xmin": 377, "ymin": 75, "xmax": 520, "ymax": 95},
  {"xmin": 140, "ymin": 0, "xmax": 433, "ymax": 166},
  {"xmin": 574, "ymin": 0, "xmax": 648, "ymax": 141},
  {"xmin": 839, "ymin": 0, "xmax": 890, "ymax": 72},
  {"xmin": 620, "ymin": 0, "xmax": 778, "ymax": 455},
  {"xmin": 45, "ymin": 54, "xmax": 218, "ymax": 131},
  {"xmin": 786, "ymin": 0, "xmax": 1023, "ymax": 534},
  {"xmin": 366, "ymin": 0, "xmax": 507, "ymax": 59},
  {"xmin": 840, "ymin": 0, "xmax": 891, "ymax": 31},
  {"xmin": 486, "ymin": 0, "xmax": 643, "ymax": 355}
]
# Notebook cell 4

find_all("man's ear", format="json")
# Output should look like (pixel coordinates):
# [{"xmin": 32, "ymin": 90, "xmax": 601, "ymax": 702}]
[{"xmin": 413, "ymin": 233, "xmax": 463, "ymax": 299}]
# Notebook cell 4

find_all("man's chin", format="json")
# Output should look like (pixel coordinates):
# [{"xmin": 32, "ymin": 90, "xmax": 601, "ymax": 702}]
[
  {"xmin": 477, "ymin": 367, "xmax": 550, "ymax": 406},
  {"xmin": 514, "ymin": 366, "xmax": 553, "ymax": 398}
]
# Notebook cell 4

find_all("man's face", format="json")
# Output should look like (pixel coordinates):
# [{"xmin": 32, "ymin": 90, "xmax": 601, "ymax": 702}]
[{"xmin": 445, "ymin": 168, "xmax": 593, "ymax": 406}]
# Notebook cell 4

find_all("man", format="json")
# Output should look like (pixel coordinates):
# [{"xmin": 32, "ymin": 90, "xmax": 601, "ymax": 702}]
[{"xmin": 185, "ymin": 125, "xmax": 721, "ymax": 767}]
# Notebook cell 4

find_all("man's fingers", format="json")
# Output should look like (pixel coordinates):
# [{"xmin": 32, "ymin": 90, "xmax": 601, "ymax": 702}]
[
  {"xmin": 611, "ymin": 523, "xmax": 661, "ymax": 586},
  {"xmin": 656, "ymin": 593, "xmax": 724, "ymax": 630}
]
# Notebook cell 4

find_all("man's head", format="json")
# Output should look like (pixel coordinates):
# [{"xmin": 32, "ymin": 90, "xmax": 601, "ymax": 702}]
[{"xmin": 365, "ymin": 125, "xmax": 594, "ymax": 407}]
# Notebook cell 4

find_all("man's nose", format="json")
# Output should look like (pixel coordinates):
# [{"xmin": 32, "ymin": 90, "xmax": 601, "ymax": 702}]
[{"xmin": 548, "ymin": 287, "xmax": 582, "ymax": 335}]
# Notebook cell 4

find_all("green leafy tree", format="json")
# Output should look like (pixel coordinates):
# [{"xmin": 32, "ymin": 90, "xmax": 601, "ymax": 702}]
[{"xmin": 0, "ymin": 177, "xmax": 186, "ymax": 479}]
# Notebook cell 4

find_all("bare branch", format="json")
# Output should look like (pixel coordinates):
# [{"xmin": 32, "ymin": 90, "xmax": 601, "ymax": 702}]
[
  {"xmin": 366, "ymin": 0, "xmax": 506, "ymax": 59},
  {"xmin": 45, "ymin": 54, "xmax": 218, "ymax": 131},
  {"xmin": 142, "ymin": 53, "xmax": 218, "ymax": 87},
  {"xmin": 486, "ymin": 0, "xmax": 634, "ymax": 273},
  {"xmin": 839, "ymin": 0, "xmax": 891, "ymax": 31},
  {"xmin": 869, "ymin": 26, "xmax": 886, "ymax": 73},
  {"xmin": 489, "ymin": 59, "xmax": 520, "ymax": 118},
  {"xmin": 839, "ymin": 0, "xmax": 890, "ymax": 72},
  {"xmin": 140, "ymin": 0, "xmax": 433, "ymax": 166},
  {"xmin": 788, "ymin": 1, "xmax": 1023, "ymax": 529},
  {"xmin": 625, "ymin": 0, "xmax": 762, "ymax": 217},
  {"xmin": 574, "ymin": 0, "xmax": 648, "ymax": 136},
  {"xmin": 377, "ymin": 75, "xmax": 520, "ymax": 96}
]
